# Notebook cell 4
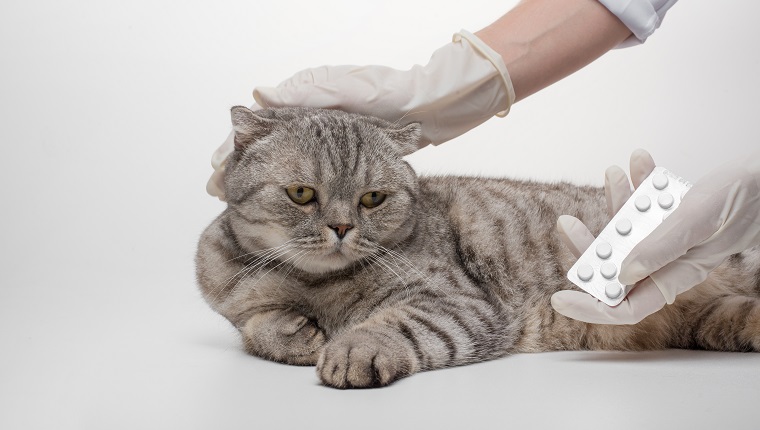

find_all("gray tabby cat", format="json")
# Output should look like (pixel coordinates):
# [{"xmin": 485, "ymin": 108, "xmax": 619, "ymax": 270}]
[{"xmin": 196, "ymin": 106, "xmax": 760, "ymax": 388}]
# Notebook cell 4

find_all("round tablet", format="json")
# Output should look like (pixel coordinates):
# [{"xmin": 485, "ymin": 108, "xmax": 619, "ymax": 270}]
[
  {"xmin": 577, "ymin": 264, "xmax": 594, "ymax": 282},
  {"xmin": 615, "ymin": 218, "xmax": 632, "ymax": 236},
  {"xmin": 658, "ymin": 192, "xmax": 674, "ymax": 209},
  {"xmin": 595, "ymin": 242, "xmax": 612, "ymax": 259},
  {"xmin": 600, "ymin": 262, "xmax": 617, "ymax": 279},
  {"xmin": 652, "ymin": 173, "xmax": 669, "ymax": 190},
  {"xmin": 605, "ymin": 283, "xmax": 623, "ymax": 299},
  {"xmin": 634, "ymin": 195, "xmax": 651, "ymax": 212}
]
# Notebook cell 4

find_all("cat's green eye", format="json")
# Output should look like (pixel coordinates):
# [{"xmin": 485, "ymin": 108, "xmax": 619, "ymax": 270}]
[
  {"xmin": 360, "ymin": 191, "xmax": 386, "ymax": 208},
  {"xmin": 286, "ymin": 186, "xmax": 315, "ymax": 205}
]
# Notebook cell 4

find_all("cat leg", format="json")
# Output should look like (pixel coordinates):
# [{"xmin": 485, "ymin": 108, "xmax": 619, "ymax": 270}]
[
  {"xmin": 316, "ymin": 299, "xmax": 503, "ymax": 388},
  {"xmin": 317, "ymin": 309, "xmax": 421, "ymax": 388},
  {"xmin": 240, "ymin": 309, "xmax": 327, "ymax": 365},
  {"xmin": 687, "ymin": 294, "xmax": 760, "ymax": 352},
  {"xmin": 316, "ymin": 316, "xmax": 417, "ymax": 389}
]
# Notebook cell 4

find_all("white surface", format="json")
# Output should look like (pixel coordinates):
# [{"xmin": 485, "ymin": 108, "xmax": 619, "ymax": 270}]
[{"xmin": 1, "ymin": 1, "xmax": 759, "ymax": 429}]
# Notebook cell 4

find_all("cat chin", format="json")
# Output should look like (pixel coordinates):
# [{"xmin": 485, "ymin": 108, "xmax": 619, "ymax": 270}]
[{"xmin": 295, "ymin": 250, "xmax": 359, "ymax": 274}]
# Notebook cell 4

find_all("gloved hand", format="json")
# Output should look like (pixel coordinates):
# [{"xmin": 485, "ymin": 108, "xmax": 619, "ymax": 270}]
[
  {"xmin": 252, "ymin": 30, "xmax": 515, "ymax": 148},
  {"xmin": 552, "ymin": 149, "xmax": 664, "ymax": 324},
  {"xmin": 206, "ymin": 104, "xmax": 263, "ymax": 201},
  {"xmin": 206, "ymin": 129, "xmax": 234, "ymax": 201},
  {"xmin": 206, "ymin": 30, "xmax": 514, "ymax": 200},
  {"xmin": 552, "ymin": 149, "xmax": 760, "ymax": 324}
]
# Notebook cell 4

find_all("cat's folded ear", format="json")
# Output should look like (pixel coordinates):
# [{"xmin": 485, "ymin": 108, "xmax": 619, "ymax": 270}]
[
  {"xmin": 385, "ymin": 123, "xmax": 422, "ymax": 156},
  {"xmin": 230, "ymin": 106, "xmax": 277, "ymax": 150}
]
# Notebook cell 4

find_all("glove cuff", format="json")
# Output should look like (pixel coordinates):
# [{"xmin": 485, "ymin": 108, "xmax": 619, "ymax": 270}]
[{"xmin": 454, "ymin": 29, "xmax": 515, "ymax": 117}]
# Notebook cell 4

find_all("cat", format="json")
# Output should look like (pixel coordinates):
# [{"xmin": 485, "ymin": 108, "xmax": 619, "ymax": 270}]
[{"xmin": 196, "ymin": 106, "xmax": 760, "ymax": 389}]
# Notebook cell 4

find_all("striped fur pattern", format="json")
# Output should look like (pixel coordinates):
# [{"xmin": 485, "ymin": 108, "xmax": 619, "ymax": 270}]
[{"xmin": 196, "ymin": 107, "xmax": 760, "ymax": 388}]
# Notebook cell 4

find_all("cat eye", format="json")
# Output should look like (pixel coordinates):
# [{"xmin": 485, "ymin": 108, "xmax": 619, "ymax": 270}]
[
  {"xmin": 286, "ymin": 186, "xmax": 315, "ymax": 205},
  {"xmin": 360, "ymin": 191, "xmax": 386, "ymax": 208}
]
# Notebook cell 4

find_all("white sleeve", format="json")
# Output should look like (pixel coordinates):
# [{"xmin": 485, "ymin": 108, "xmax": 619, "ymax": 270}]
[{"xmin": 598, "ymin": 0, "xmax": 679, "ymax": 46}]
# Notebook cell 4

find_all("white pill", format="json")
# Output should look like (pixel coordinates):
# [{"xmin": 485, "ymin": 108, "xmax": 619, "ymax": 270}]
[
  {"xmin": 652, "ymin": 174, "xmax": 669, "ymax": 190},
  {"xmin": 577, "ymin": 264, "xmax": 594, "ymax": 282},
  {"xmin": 634, "ymin": 195, "xmax": 651, "ymax": 212},
  {"xmin": 615, "ymin": 218, "xmax": 632, "ymax": 236},
  {"xmin": 658, "ymin": 192, "xmax": 674, "ymax": 209},
  {"xmin": 600, "ymin": 262, "xmax": 617, "ymax": 279},
  {"xmin": 605, "ymin": 283, "xmax": 623, "ymax": 299},
  {"xmin": 595, "ymin": 242, "xmax": 612, "ymax": 259}
]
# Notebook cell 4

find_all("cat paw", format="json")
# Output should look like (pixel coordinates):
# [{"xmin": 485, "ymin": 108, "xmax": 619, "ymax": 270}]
[
  {"xmin": 243, "ymin": 312, "xmax": 327, "ymax": 366},
  {"xmin": 316, "ymin": 330, "xmax": 410, "ymax": 388},
  {"xmin": 279, "ymin": 314, "xmax": 327, "ymax": 365}
]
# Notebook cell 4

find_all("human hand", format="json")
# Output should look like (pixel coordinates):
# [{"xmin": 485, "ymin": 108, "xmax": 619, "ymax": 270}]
[
  {"xmin": 620, "ymin": 150, "xmax": 760, "ymax": 302},
  {"xmin": 552, "ymin": 149, "xmax": 760, "ymax": 324},
  {"xmin": 252, "ymin": 30, "xmax": 514, "ymax": 148},
  {"xmin": 206, "ymin": 31, "xmax": 513, "ymax": 200},
  {"xmin": 552, "ymin": 149, "xmax": 667, "ymax": 324},
  {"xmin": 206, "ymin": 104, "xmax": 264, "ymax": 201},
  {"xmin": 205, "ymin": 129, "xmax": 233, "ymax": 200}
]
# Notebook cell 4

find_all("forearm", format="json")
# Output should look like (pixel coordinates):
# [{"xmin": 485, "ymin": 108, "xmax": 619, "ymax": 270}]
[{"xmin": 476, "ymin": 0, "xmax": 631, "ymax": 102}]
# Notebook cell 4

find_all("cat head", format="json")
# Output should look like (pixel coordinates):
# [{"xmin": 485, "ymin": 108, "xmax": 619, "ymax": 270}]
[{"xmin": 223, "ymin": 106, "xmax": 421, "ymax": 275}]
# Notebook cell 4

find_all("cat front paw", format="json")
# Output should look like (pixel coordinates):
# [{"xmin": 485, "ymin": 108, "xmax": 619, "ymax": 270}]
[
  {"xmin": 279, "ymin": 314, "xmax": 327, "ymax": 364},
  {"xmin": 316, "ymin": 330, "xmax": 412, "ymax": 388},
  {"xmin": 242, "ymin": 311, "xmax": 327, "ymax": 366}
]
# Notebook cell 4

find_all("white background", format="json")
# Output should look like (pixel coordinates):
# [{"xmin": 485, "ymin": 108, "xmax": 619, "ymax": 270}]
[{"xmin": 1, "ymin": 1, "xmax": 759, "ymax": 429}]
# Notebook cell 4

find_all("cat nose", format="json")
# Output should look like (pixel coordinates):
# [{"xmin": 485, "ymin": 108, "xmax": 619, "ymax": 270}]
[{"xmin": 329, "ymin": 224, "xmax": 354, "ymax": 240}]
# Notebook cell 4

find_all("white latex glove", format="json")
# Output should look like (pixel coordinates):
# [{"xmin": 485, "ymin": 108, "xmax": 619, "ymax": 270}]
[
  {"xmin": 552, "ymin": 149, "xmax": 664, "ymax": 324},
  {"xmin": 206, "ymin": 129, "xmax": 233, "ymax": 201},
  {"xmin": 206, "ymin": 30, "xmax": 513, "ymax": 200},
  {"xmin": 252, "ymin": 30, "xmax": 515, "ymax": 148},
  {"xmin": 552, "ymin": 149, "xmax": 760, "ymax": 324},
  {"xmin": 206, "ymin": 104, "xmax": 263, "ymax": 201},
  {"xmin": 622, "ymin": 151, "xmax": 760, "ymax": 301}
]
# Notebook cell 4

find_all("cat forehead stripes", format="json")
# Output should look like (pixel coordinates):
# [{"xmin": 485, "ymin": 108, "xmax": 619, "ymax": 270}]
[{"xmin": 229, "ymin": 106, "xmax": 422, "ymax": 157}]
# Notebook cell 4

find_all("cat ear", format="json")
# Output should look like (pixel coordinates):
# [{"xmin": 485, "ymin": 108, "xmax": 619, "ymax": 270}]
[
  {"xmin": 385, "ymin": 122, "xmax": 422, "ymax": 156},
  {"xmin": 230, "ymin": 106, "xmax": 277, "ymax": 150}
]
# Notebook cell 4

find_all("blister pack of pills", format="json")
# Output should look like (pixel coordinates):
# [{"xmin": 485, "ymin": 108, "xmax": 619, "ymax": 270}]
[{"xmin": 567, "ymin": 166, "xmax": 692, "ymax": 306}]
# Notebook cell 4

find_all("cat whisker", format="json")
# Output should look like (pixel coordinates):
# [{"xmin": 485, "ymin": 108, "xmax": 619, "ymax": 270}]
[
  {"xmin": 365, "ymin": 242, "xmax": 415, "ymax": 276},
  {"xmin": 366, "ymin": 252, "xmax": 408, "ymax": 293},
  {"xmin": 226, "ymin": 238, "xmax": 298, "ymax": 265},
  {"xmin": 230, "ymin": 245, "xmax": 301, "ymax": 292},
  {"xmin": 277, "ymin": 249, "xmax": 313, "ymax": 288},
  {"xmin": 376, "ymin": 249, "xmax": 416, "ymax": 280},
  {"xmin": 233, "ymin": 243, "xmax": 292, "ymax": 280},
  {"xmin": 244, "ymin": 237, "xmax": 321, "ymax": 291},
  {"xmin": 358, "ymin": 253, "xmax": 379, "ymax": 277},
  {"xmin": 381, "ymin": 245, "xmax": 434, "ymax": 285},
  {"xmin": 371, "ymin": 243, "xmax": 451, "ymax": 299},
  {"xmin": 209, "ymin": 242, "xmax": 296, "ymax": 303},
  {"xmin": 247, "ymin": 249, "xmax": 310, "ymax": 292}
]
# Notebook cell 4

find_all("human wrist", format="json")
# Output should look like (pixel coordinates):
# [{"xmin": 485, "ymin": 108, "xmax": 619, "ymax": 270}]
[
  {"xmin": 475, "ymin": 0, "xmax": 630, "ymax": 102},
  {"xmin": 393, "ymin": 32, "xmax": 517, "ymax": 145},
  {"xmin": 453, "ymin": 30, "xmax": 515, "ymax": 117}
]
